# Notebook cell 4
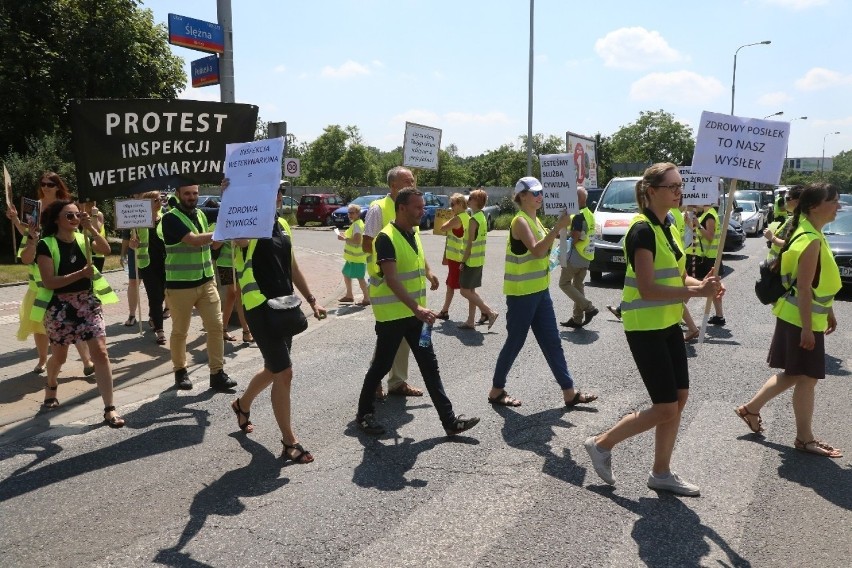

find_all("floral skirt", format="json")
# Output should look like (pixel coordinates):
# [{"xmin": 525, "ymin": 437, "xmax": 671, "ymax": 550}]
[{"xmin": 45, "ymin": 290, "xmax": 106, "ymax": 346}]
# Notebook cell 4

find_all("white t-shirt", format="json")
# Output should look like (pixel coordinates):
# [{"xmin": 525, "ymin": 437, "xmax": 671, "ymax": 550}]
[{"xmin": 364, "ymin": 195, "xmax": 391, "ymax": 238}]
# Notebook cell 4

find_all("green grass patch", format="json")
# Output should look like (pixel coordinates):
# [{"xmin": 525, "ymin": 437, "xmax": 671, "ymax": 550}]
[{"xmin": 0, "ymin": 255, "xmax": 123, "ymax": 285}]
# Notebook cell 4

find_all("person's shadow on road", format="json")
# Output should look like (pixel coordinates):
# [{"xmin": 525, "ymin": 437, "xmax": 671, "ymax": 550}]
[
  {"xmin": 153, "ymin": 433, "xmax": 289, "ymax": 567},
  {"xmin": 588, "ymin": 488, "xmax": 751, "ymax": 567}
]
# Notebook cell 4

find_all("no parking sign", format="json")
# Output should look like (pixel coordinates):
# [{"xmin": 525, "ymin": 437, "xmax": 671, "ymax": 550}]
[{"xmin": 284, "ymin": 158, "xmax": 301, "ymax": 178}]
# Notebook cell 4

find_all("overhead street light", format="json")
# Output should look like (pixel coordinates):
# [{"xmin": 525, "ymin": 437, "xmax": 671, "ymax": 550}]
[
  {"xmin": 731, "ymin": 40, "xmax": 771, "ymax": 115},
  {"xmin": 822, "ymin": 131, "xmax": 841, "ymax": 174},
  {"xmin": 764, "ymin": 111, "xmax": 784, "ymax": 119}
]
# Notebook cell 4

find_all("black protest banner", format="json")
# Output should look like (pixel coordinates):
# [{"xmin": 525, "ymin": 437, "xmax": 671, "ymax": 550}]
[{"xmin": 69, "ymin": 99, "xmax": 258, "ymax": 201}]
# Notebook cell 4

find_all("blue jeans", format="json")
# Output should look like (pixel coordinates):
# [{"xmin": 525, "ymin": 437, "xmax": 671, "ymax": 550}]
[{"xmin": 492, "ymin": 290, "xmax": 574, "ymax": 390}]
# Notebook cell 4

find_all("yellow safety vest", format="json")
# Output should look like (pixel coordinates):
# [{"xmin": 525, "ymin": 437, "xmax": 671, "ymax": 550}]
[
  {"xmin": 368, "ymin": 224, "xmax": 427, "ymax": 322},
  {"xmin": 234, "ymin": 217, "xmax": 295, "ymax": 310},
  {"xmin": 766, "ymin": 216, "xmax": 793, "ymax": 262},
  {"xmin": 161, "ymin": 208, "xmax": 214, "ymax": 282},
  {"xmin": 30, "ymin": 234, "xmax": 119, "ymax": 322},
  {"xmin": 621, "ymin": 214, "xmax": 685, "ymax": 332},
  {"xmin": 466, "ymin": 211, "xmax": 488, "ymax": 267},
  {"xmin": 366, "ymin": 195, "xmax": 397, "ymax": 278},
  {"xmin": 136, "ymin": 212, "xmax": 162, "ymax": 269},
  {"xmin": 699, "ymin": 208, "xmax": 720, "ymax": 259},
  {"xmin": 773, "ymin": 218, "xmax": 841, "ymax": 332},
  {"xmin": 669, "ymin": 208, "xmax": 685, "ymax": 245},
  {"xmin": 572, "ymin": 208, "xmax": 596, "ymax": 261},
  {"xmin": 503, "ymin": 211, "xmax": 550, "ymax": 296},
  {"xmin": 444, "ymin": 212, "xmax": 469, "ymax": 263},
  {"xmin": 343, "ymin": 219, "xmax": 367, "ymax": 263}
]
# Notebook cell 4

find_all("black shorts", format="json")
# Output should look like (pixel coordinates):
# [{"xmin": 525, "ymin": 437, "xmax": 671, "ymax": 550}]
[
  {"xmin": 625, "ymin": 324, "xmax": 689, "ymax": 404},
  {"xmin": 244, "ymin": 303, "xmax": 294, "ymax": 373},
  {"xmin": 686, "ymin": 255, "xmax": 714, "ymax": 279},
  {"xmin": 216, "ymin": 265, "xmax": 236, "ymax": 286}
]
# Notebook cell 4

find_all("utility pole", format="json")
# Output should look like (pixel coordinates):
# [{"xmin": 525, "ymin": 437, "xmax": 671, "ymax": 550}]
[{"xmin": 217, "ymin": 0, "xmax": 235, "ymax": 103}]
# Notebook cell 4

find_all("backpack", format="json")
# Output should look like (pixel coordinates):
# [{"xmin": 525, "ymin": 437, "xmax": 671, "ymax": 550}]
[{"xmin": 754, "ymin": 231, "xmax": 812, "ymax": 305}]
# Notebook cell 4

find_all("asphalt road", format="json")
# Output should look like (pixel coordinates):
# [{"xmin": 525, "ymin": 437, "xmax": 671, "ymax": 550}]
[{"xmin": 1, "ymin": 229, "xmax": 850, "ymax": 567}]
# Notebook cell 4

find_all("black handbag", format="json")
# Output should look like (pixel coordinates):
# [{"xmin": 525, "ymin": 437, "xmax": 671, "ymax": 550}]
[
  {"xmin": 754, "ymin": 232, "xmax": 810, "ymax": 305},
  {"xmin": 267, "ymin": 295, "xmax": 309, "ymax": 336}
]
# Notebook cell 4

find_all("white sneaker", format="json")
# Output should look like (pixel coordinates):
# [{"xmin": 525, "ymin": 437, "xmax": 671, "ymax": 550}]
[
  {"xmin": 647, "ymin": 471, "xmax": 700, "ymax": 496},
  {"xmin": 584, "ymin": 436, "xmax": 615, "ymax": 485}
]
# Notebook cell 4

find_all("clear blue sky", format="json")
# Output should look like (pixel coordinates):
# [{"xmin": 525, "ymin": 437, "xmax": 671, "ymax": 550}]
[{"xmin": 142, "ymin": 0, "xmax": 849, "ymax": 161}]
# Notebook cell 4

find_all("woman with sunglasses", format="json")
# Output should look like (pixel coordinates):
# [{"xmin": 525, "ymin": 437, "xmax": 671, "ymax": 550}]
[
  {"xmin": 7, "ymin": 172, "xmax": 96, "ymax": 375},
  {"xmin": 488, "ymin": 176, "xmax": 598, "ymax": 408},
  {"xmin": 31, "ymin": 199, "xmax": 124, "ymax": 426},
  {"xmin": 584, "ymin": 163, "xmax": 723, "ymax": 495}
]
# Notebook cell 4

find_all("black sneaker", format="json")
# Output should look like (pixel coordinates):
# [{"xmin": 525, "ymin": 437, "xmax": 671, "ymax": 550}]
[
  {"xmin": 708, "ymin": 315, "xmax": 726, "ymax": 326},
  {"xmin": 209, "ymin": 370, "xmax": 237, "ymax": 391},
  {"xmin": 444, "ymin": 414, "xmax": 480, "ymax": 437},
  {"xmin": 583, "ymin": 307, "xmax": 599, "ymax": 325},
  {"xmin": 174, "ymin": 368, "xmax": 192, "ymax": 390},
  {"xmin": 560, "ymin": 319, "xmax": 584, "ymax": 328},
  {"xmin": 356, "ymin": 413, "xmax": 385, "ymax": 435}
]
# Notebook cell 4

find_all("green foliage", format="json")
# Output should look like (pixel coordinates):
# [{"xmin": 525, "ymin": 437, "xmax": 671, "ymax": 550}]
[
  {"xmin": 337, "ymin": 186, "xmax": 360, "ymax": 203},
  {"xmin": 303, "ymin": 125, "xmax": 380, "ymax": 187},
  {"xmin": 0, "ymin": 0, "xmax": 186, "ymax": 155},
  {"xmin": 607, "ymin": 110, "xmax": 695, "ymax": 167},
  {"xmin": 415, "ymin": 149, "xmax": 474, "ymax": 187},
  {"xmin": 493, "ymin": 213, "xmax": 515, "ymax": 230}
]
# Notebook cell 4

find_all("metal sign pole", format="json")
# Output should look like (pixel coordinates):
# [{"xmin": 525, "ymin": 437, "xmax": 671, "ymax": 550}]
[{"xmin": 217, "ymin": 0, "xmax": 235, "ymax": 103}]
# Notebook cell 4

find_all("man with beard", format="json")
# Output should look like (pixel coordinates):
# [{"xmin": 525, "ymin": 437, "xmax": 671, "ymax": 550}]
[{"xmin": 160, "ymin": 184, "xmax": 236, "ymax": 391}]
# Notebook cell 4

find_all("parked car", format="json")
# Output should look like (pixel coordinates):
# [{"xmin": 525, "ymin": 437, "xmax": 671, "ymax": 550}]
[
  {"xmin": 278, "ymin": 195, "xmax": 298, "ymax": 215},
  {"xmin": 737, "ymin": 200, "xmax": 764, "ymax": 236},
  {"xmin": 724, "ymin": 218, "xmax": 746, "ymax": 251},
  {"xmin": 823, "ymin": 208, "xmax": 852, "ymax": 286},
  {"xmin": 197, "ymin": 195, "xmax": 220, "ymax": 208},
  {"xmin": 586, "ymin": 188, "xmax": 604, "ymax": 211},
  {"xmin": 735, "ymin": 189, "xmax": 771, "ymax": 225},
  {"xmin": 329, "ymin": 194, "xmax": 384, "ymax": 228},
  {"xmin": 420, "ymin": 192, "xmax": 445, "ymax": 230},
  {"xmin": 296, "ymin": 193, "xmax": 345, "ymax": 226}
]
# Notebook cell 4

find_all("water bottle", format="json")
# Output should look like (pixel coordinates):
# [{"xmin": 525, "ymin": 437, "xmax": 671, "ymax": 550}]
[{"xmin": 418, "ymin": 321, "xmax": 433, "ymax": 347}]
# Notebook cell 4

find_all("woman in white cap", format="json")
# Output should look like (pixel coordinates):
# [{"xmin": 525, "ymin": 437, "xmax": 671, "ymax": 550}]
[{"xmin": 487, "ymin": 176, "xmax": 598, "ymax": 408}]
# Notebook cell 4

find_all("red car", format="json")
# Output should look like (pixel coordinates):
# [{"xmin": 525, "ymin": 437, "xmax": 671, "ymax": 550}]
[{"xmin": 296, "ymin": 193, "xmax": 345, "ymax": 226}]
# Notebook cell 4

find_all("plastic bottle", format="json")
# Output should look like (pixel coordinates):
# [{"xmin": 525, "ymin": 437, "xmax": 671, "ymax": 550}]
[{"xmin": 418, "ymin": 321, "xmax": 433, "ymax": 347}]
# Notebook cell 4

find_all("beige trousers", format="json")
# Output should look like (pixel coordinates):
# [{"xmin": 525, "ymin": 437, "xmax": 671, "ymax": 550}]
[{"xmin": 166, "ymin": 280, "xmax": 224, "ymax": 373}]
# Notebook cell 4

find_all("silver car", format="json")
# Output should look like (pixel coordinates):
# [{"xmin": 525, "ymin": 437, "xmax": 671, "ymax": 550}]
[{"xmin": 737, "ymin": 200, "xmax": 764, "ymax": 236}]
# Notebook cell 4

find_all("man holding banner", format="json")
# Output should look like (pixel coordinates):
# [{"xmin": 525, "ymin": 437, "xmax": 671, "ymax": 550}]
[{"xmin": 160, "ymin": 184, "xmax": 236, "ymax": 392}]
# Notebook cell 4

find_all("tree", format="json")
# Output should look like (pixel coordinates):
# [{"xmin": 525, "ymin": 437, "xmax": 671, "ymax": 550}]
[
  {"xmin": 0, "ymin": 0, "xmax": 185, "ymax": 155},
  {"xmin": 607, "ymin": 110, "xmax": 695, "ymax": 167},
  {"xmin": 303, "ymin": 125, "xmax": 379, "ymax": 188},
  {"xmin": 415, "ymin": 149, "xmax": 473, "ymax": 187}
]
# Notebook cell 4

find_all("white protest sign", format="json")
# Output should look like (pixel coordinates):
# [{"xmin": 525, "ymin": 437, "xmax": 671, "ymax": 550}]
[
  {"xmin": 678, "ymin": 166, "xmax": 719, "ymax": 206},
  {"xmin": 402, "ymin": 122, "xmax": 442, "ymax": 170},
  {"xmin": 213, "ymin": 137, "xmax": 284, "ymax": 240},
  {"xmin": 3, "ymin": 165, "xmax": 12, "ymax": 208},
  {"xmin": 114, "ymin": 198, "xmax": 155, "ymax": 229},
  {"xmin": 539, "ymin": 153, "xmax": 578, "ymax": 215},
  {"xmin": 692, "ymin": 111, "xmax": 789, "ymax": 185},
  {"xmin": 566, "ymin": 132, "xmax": 598, "ymax": 189}
]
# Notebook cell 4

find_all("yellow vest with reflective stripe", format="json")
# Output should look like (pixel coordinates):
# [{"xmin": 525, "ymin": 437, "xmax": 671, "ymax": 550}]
[
  {"xmin": 92, "ymin": 224, "xmax": 106, "ymax": 258},
  {"xmin": 466, "ymin": 211, "xmax": 488, "ymax": 267},
  {"xmin": 772, "ymin": 218, "xmax": 841, "ymax": 332},
  {"xmin": 444, "ymin": 212, "xmax": 469, "ymax": 263},
  {"xmin": 343, "ymin": 219, "xmax": 367, "ymax": 263},
  {"xmin": 17, "ymin": 234, "xmax": 40, "ymax": 293},
  {"xmin": 162, "ymin": 208, "xmax": 214, "ymax": 282},
  {"xmin": 621, "ymin": 215, "xmax": 685, "ymax": 332},
  {"xmin": 669, "ymin": 208, "xmax": 685, "ymax": 245},
  {"xmin": 233, "ymin": 217, "xmax": 294, "ymax": 310},
  {"xmin": 699, "ymin": 208, "xmax": 720, "ymax": 259},
  {"xmin": 368, "ymin": 224, "xmax": 426, "ymax": 322},
  {"xmin": 766, "ymin": 216, "xmax": 792, "ymax": 262},
  {"xmin": 503, "ymin": 211, "xmax": 550, "ymax": 296},
  {"xmin": 366, "ymin": 196, "xmax": 397, "ymax": 278},
  {"xmin": 136, "ymin": 211, "xmax": 163, "ymax": 269},
  {"xmin": 30, "ymin": 234, "xmax": 119, "ymax": 322},
  {"xmin": 572, "ymin": 208, "xmax": 596, "ymax": 261}
]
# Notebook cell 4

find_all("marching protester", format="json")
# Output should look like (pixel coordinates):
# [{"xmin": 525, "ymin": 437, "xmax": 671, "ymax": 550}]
[
  {"xmin": 558, "ymin": 187, "xmax": 599, "ymax": 328},
  {"xmin": 6, "ymin": 172, "xmax": 95, "ymax": 375},
  {"xmin": 337, "ymin": 203, "xmax": 370, "ymax": 306},
  {"xmin": 763, "ymin": 185, "xmax": 802, "ymax": 262},
  {"xmin": 361, "ymin": 166, "xmax": 423, "ymax": 399},
  {"xmin": 459, "ymin": 188, "xmax": 498, "ymax": 330},
  {"xmin": 736, "ymin": 182, "xmax": 843, "ymax": 458},
  {"xmin": 488, "ymin": 177, "xmax": 598, "ymax": 408},
  {"xmin": 159, "ymin": 184, "xmax": 236, "ymax": 391},
  {"xmin": 32, "ymin": 199, "xmax": 125, "ymax": 427},
  {"xmin": 355, "ymin": 188, "xmax": 480, "ymax": 437},
  {"xmin": 213, "ymin": 238, "xmax": 253, "ymax": 343},
  {"xmin": 226, "ymin": 180, "xmax": 327, "ymax": 464},
  {"xmin": 128, "ymin": 190, "xmax": 168, "ymax": 345},
  {"xmin": 691, "ymin": 203, "xmax": 726, "ymax": 326},
  {"xmin": 436, "ymin": 193, "xmax": 468, "ymax": 322},
  {"xmin": 119, "ymin": 230, "xmax": 140, "ymax": 327},
  {"xmin": 584, "ymin": 163, "xmax": 723, "ymax": 495}
]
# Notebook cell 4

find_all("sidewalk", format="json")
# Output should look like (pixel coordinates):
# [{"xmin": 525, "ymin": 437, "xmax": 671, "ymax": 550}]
[{"xmin": 0, "ymin": 234, "xmax": 345, "ymax": 446}]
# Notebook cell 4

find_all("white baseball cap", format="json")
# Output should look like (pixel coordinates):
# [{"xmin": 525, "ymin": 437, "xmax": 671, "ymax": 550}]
[{"xmin": 514, "ymin": 176, "xmax": 543, "ymax": 195}]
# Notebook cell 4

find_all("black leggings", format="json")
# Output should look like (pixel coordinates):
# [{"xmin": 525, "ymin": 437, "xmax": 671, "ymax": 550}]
[{"xmin": 139, "ymin": 263, "xmax": 166, "ymax": 331}]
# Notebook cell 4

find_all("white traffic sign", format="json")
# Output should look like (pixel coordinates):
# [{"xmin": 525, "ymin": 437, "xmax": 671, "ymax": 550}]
[{"xmin": 284, "ymin": 158, "xmax": 301, "ymax": 178}]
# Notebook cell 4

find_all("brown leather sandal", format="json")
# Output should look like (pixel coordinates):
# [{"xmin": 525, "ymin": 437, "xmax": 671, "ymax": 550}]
[
  {"xmin": 794, "ymin": 438, "xmax": 842, "ymax": 458},
  {"xmin": 231, "ymin": 398, "xmax": 254, "ymax": 433},
  {"xmin": 735, "ymin": 405, "xmax": 764, "ymax": 433}
]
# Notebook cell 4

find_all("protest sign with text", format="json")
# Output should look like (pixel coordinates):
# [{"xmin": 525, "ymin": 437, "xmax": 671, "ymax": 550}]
[
  {"xmin": 692, "ymin": 111, "xmax": 789, "ymax": 185},
  {"xmin": 21, "ymin": 197, "xmax": 40, "ymax": 228},
  {"xmin": 678, "ymin": 166, "xmax": 720, "ymax": 206},
  {"xmin": 566, "ymin": 132, "xmax": 598, "ymax": 189},
  {"xmin": 402, "ymin": 122, "xmax": 441, "ymax": 170},
  {"xmin": 115, "ymin": 198, "xmax": 155, "ymax": 229},
  {"xmin": 213, "ymin": 137, "xmax": 284, "ymax": 241},
  {"xmin": 69, "ymin": 98, "xmax": 258, "ymax": 201},
  {"xmin": 539, "ymin": 153, "xmax": 578, "ymax": 215}
]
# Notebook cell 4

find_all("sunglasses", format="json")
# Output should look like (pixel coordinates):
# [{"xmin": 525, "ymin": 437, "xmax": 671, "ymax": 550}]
[
  {"xmin": 527, "ymin": 189, "xmax": 543, "ymax": 198},
  {"xmin": 64, "ymin": 212, "xmax": 82, "ymax": 220},
  {"xmin": 653, "ymin": 183, "xmax": 685, "ymax": 193},
  {"xmin": 41, "ymin": 181, "xmax": 57, "ymax": 188}
]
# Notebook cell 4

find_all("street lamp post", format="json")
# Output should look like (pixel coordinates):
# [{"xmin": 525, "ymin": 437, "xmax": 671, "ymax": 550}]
[
  {"xmin": 526, "ymin": 0, "xmax": 534, "ymax": 176},
  {"xmin": 784, "ymin": 116, "xmax": 807, "ymax": 175},
  {"xmin": 822, "ymin": 131, "xmax": 841, "ymax": 175},
  {"xmin": 763, "ymin": 111, "xmax": 784, "ymax": 119},
  {"xmin": 731, "ymin": 41, "xmax": 771, "ymax": 115}
]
